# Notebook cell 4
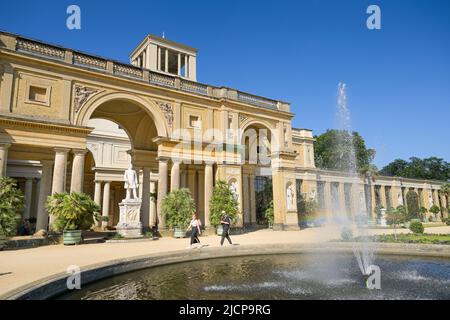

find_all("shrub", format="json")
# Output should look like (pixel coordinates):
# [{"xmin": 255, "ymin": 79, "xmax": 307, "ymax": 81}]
[
  {"xmin": 409, "ymin": 221, "xmax": 424, "ymax": 234},
  {"xmin": 209, "ymin": 180, "xmax": 239, "ymax": 227},
  {"xmin": 46, "ymin": 192, "xmax": 100, "ymax": 231},
  {"xmin": 162, "ymin": 189, "xmax": 196, "ymax": 230},
  {"xmin": 0, "ymin": 177, "xmax": 25, "ymax": 237},
  {"xmin": 341, "ymin": 227, "xmax": 353, "ymax": 241},
  {"xmin": 444, "ymin": 218, "xmax": 450, "ymax": 226},
  {"xmin": 419, "ymin": 207, "xmax": 428, "ymax": 222}
]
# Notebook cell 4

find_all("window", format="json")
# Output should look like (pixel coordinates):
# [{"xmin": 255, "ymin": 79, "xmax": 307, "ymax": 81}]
[
  {"xmin": 189, "ymin": 115, "xmax": 201, "ymax": 129},
  {"xmin": 26, "ymin": 85, "xmax": 50, "ymax": 106}
]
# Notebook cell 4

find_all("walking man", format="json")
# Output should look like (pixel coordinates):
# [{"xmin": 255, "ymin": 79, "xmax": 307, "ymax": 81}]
[{"xmin": 220, "ymin": 210, "xmax": 233, "ymax": 246}]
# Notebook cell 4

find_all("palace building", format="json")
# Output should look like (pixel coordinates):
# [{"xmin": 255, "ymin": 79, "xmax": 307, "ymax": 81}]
[{"xmin": 0, "ymin": 31, "xmax": 447, "ymax": 232}]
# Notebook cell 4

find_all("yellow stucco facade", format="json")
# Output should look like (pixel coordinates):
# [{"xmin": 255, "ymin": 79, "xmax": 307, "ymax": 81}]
[{"xmin": 0, "ymin": 31, "xmax": 448, "ymax": 233}]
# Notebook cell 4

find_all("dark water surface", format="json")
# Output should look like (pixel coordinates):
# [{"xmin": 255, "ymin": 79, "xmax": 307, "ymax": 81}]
[{"xmin": 58, "ymin": 253, "xmax": 450, "ymax": 300}]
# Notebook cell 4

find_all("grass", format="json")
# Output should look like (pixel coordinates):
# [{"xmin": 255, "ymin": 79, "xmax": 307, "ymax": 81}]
[{"xmin": 352, "ymin": 233, "xmax": 450, "ymax": 245}]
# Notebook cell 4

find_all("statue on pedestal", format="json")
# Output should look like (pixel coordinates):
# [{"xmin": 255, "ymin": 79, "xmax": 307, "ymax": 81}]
[
  {"xmin": 286, "ymin": 185, "xmax": 294, "ymax": 210},
  {"xmin": 124, "ymin": 164, "xmax": 138, "ymax": 200},
  {"xmin": 117, "ymin": 164, "xmax": 142, "ymax": 238}
]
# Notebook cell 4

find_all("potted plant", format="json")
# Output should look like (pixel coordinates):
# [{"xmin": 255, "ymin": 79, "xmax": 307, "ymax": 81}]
[
  {"xmin": 209, "ymin": 180, "xmax": 239, "ymax": 235},
  {"xmin": 419, "ymin": 207, "xmax": 428, "ymax": 222},
  {"xmin": 46, "ymin": 192, "xmax": 100, "ymax": 245},
  {"xmin": 264, "ymin": 200, "xmax": 274, "ymax": 229},
  {"xmin": 162, "ymin": 189, "xmax": 195, "ymax": 238},
  {"xmin": 0, "ymin": 177, "xmax": 25, "ymax": 242},
  {"xmin": 429, "ymin": 205, "xmax": 440, "ymax": 222}
]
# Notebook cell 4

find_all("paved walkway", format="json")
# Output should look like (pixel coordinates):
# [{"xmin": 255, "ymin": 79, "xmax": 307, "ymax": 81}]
[{"xmin": 1, "ymin": 225, "xmax": 449, "ymax": 298}]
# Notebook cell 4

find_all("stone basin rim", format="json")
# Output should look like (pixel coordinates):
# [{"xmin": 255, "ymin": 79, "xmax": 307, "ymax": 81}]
[{"xmin": 3, "ymin": 242, "xmax": 450, "ymax": 300}]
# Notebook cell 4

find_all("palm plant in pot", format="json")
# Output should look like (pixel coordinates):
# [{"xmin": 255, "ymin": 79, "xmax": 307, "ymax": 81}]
[
  {"xmin": 46, "ymin": 192, "xmax": 100, "ymax": 245},
  {"xmin": 162, "ymin": 188, "xmax": 195, "ymax": 238},
  {"xmin": 209, "ymin": 180, "xmax": 239, "ymax": 236}
]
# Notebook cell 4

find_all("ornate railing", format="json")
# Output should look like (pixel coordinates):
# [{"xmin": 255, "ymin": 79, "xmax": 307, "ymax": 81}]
[
  {"xmin": 180, "ymin": 79, "xmax": 208, "ymax": 96},
  {"xmin": 16, "ymin": 38, "xmax": 65, "ymax": 61},
  {"xmin": 73, "ymin": 53, "xmax": 107, "ymax": 70},
  {"xmin": 10, "ymin": 34, "xmax": 287, "ymax": 111},
  {"xmin": 237, "ymin": 92, "xmax": 278, "ymax": 110},
  {"xmin": 114, "ymin": 63, "xmax": 143, "ymax": 79},
  {"xmin": 149, "ymin": 72, "xmax": 175, "ymax": 88}
]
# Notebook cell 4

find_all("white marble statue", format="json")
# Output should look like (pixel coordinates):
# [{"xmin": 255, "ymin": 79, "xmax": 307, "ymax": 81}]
[
  {"xmin": 397, "ymin": 192, "xmax": 404, "ymax": 206},
  {"xmin": 286, "ymin": 185, "xmax": 294, "ymax": 210},
  {"xmin": 229, "ymin": 181, "xmax": 239, "ymax": 201},
  {"xmin": 309, "ymin": 189, "xmax": 316, "ymax": 201},
  {"xmin": 359, "ymin": 191, "xmax": 366, "ymax": 211},
  {"xmin": 428, "ymin": 193, "xmax": 434, "ymax": 207},
  {"xmin": 124, "ymin": 164, "xmax": 139, "ymax": 200}
]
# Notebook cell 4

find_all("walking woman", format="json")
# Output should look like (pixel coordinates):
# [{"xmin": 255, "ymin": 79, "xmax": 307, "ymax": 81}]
[
  {"xmin": 187, "ymin": 213, "xmax": 202, "ymax": 248},
  {"xmin": 220, "ymin": 210, "xmax": 233, "ymax": 246}
]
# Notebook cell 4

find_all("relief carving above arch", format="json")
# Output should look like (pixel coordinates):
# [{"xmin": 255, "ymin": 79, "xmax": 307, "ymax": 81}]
[{"xmin": 73, "ymin": 85, "xmax": 103, "ymax": 113}]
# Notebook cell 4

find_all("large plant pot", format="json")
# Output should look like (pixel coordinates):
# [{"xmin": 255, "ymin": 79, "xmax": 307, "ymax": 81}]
[
  {"xmin": 63, "ymin": 230, "xmax": 82, "ymax": 245},
  {"xmin": 174, "ymin": 226, "xmax": 185, "ymax": 238},
  {"xmin": 216, "ymin": 225, "xmax": 223, "ymax": 236}
]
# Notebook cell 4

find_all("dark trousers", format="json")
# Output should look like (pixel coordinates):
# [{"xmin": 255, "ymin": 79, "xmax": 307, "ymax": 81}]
[
  {"xmin": 220, "ymin": 228, "xmax": 232, "ymax": 245},
  {"xmin": 190, "ymin": 227, "xmax": 200, "ymax": 245}
]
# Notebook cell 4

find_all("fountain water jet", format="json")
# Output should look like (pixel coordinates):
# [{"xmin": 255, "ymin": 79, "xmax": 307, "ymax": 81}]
[{"xmin": 335, "ymin": 82, "xmax": 375, "ymax": 278}]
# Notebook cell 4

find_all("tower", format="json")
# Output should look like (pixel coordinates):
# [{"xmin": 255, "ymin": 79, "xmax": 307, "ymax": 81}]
[{"xmin": 130, "ymin": 34, "xmax": 198, "ymax": 81}]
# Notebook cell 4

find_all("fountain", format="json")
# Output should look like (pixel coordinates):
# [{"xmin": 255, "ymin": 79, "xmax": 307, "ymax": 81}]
[{"xmin": 335, "ymin": 83, "xmax": 375, "ymax": 280}]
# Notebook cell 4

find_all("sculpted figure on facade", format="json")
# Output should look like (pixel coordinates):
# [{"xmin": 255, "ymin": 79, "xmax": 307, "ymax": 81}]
[{"xmin": 286, "ymin": 185, "xmax": 294, "ymax": 210}]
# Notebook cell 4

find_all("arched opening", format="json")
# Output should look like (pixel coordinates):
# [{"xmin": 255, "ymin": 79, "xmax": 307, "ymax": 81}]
[
  {"xmin": 240, "ymin": 122, "xmax": 275, "ymax": 226},
  {"xmin": 81, "ymin": 97, "xmax": 163, "ymax": 230}
]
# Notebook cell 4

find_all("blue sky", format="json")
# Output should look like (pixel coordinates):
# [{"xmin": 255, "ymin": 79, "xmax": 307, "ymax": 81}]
[{"xmin": 1, "ymin": 0, "xmax": 449, "ymax": 168}]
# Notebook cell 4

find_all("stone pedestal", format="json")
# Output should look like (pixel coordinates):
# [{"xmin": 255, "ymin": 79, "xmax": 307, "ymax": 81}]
[{"xmin": 117, "ymin": 199, "xmax": 143, "ymax": 238}]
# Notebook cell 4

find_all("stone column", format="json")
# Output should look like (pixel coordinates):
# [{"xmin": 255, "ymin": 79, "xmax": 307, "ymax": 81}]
[
  {"xmin": 242, "ymin": 173, "xmax": 250, "ymax": 224},
  {"xmin": 150, "ymin": 180, "xmax": 157, "ymax": 227},
  {"xmin": 338, "ymin": 183, "xmax": 346, "ymax": 215},
  {"xmin": 0, "ymin": 143, "xmax": 11, "ymax": 177},
  {"xmin": 170, "ymin": 161, "xmax": 180, "ymax": 191},
  {"xmin": 23, "ymin": 178, "xmax": 34, "ymax": 219},
  {"xmin": 157, "ymin": 159, "xmax": 168, "ymax": 229},
  {"xmin": 141, "ymin": 167, "xmax": 151, "ymax": 230},
  {"xmin": 249, "ymin": 174, "xmax": 257, "ymax": 224},
  {"xmin": 70, "ymin": 149, "xmax": 87, "ymax": 193},
  {"xmin": 204, "ymin": 163, "xmax": 213, "ymax": 228},
  {"xmin": 94, "ymin": 180, "xmax": 102, "ymax": 206},
  {"xmin": 36, "ymin": 160, "xmax": 53, "ymax": 231},
  {"xmin": 324, "ymin": 182, "xmax": 333, "ymax": 220},
  {"xmin": 101, "ymin": 181, "xmax": 111, "ymax": 229},
  {"xmin": 51, "ymin": 148, "xmax": 69, "ymax": 194}
]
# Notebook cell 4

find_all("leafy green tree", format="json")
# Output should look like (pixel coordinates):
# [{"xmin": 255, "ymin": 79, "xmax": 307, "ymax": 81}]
[
  {"xmin": 429, "ymin": 205, "xmax": 440, "ymax": 221},
  {"xmin": 161, "ymin": 189, "xmax": 196, "ymax": 230},
  {"xmin": 314, "ymin": 130, "xmax": 376, "ymax": 172},
  {"xmin": 46, "ymin": 192, "xmax": 100, "ymax": 231},
  {"xmin": 209, "ymin": 180, "xmax": 239, "ymax": 227},
  {"xmin": 386, "ymin": 206, "xmax": 407, "ymax": 240},
  {"xmin": 0, "ymin": 177, "xmax": 25, "ymax": 237},
  {"xmin": 380, "ymin": 157, "xmax": 449, "ymax": 181}
]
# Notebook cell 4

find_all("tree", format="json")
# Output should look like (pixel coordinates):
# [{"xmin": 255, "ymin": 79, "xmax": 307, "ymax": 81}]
[
  {"xmin": 46, "ymin": 192, "xmax": 100, "ymax": 231},
  {"xmin": 380, "ymin": 157, "xmax": 450, "ymax": 181},
  {"xmin": 161, "ymin": 189, "xmax": 196, "ymax": 230},
  {"xmin": 429, "ymin": 205, "xmax": 440, "ymax": 221},
  {"xmin": 386, "ymin": 206, "xmax": 407, "ymax": 240},
  {"xmin": 0, "ymin": 177, "xmax": 25, "ymax": 237},
  {"xmin": 209, "ymin": 180, "xmax": 239, "ymax": 227},
  {"xmin": 314, "ymin": 130, "xmax": 376, "ymax": 172}
]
